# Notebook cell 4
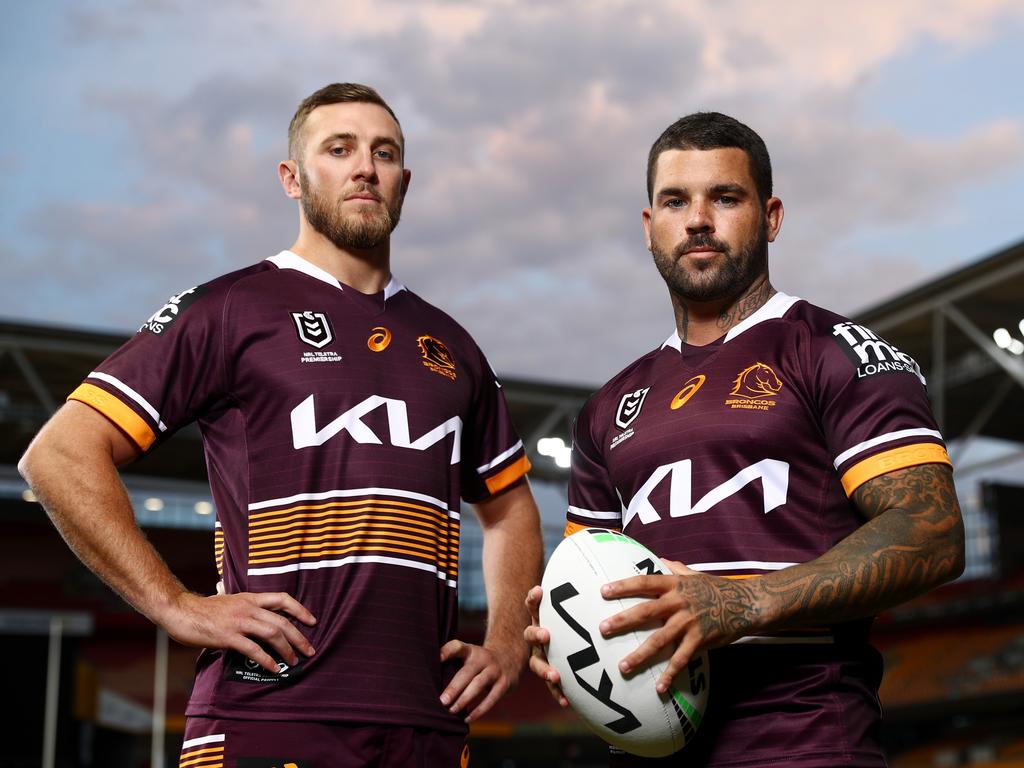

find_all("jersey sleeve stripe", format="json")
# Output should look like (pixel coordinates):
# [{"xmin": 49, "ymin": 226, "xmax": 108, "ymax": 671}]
[
  {"xmin": 68, "ymin": 383, "xmax": 157, "ymax": 451},
  {"xmin": 833, "ymin": 427, "xmax": 944, "ymax": 469},
  {"xmin": 476, "ymin": 440, "xmax": 524, "ymax": 474},
  {"xmin": 86, "ymin": 371, "xmax": 167, "ymax": 431},
  {"xmin": 483, "ymin": 455, "xmax": 531, "ymax": 495},
  {"xmin": 689, "ymin": 560, "xmax": 798, "ymax": 572},
  {"xmin": 567, "ymin": 506, "xmax": 621, "ymax": 520},
  {"xmin": 840, "ymin": 443, "xmax": 952, "ymax": 496}
]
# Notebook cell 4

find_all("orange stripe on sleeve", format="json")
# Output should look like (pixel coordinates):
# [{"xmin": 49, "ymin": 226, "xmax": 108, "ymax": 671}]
[
  {"xmin": 563, "ymin": 520, "xmax": 621, "ymax": 537},
  {"xmin": 484, "ymin": 455, "xmax": 531, "ymax": 495},
  {"xmin": 68, "ymin": 382, "xmax": 157, "ymax": 451},
  {"xmin": 840, "ymin": 443, "xmax": 951, "ymax": 496},
  {"xmin": 563, "ymin": 520, "xmax": 589, "ymax": 537}
]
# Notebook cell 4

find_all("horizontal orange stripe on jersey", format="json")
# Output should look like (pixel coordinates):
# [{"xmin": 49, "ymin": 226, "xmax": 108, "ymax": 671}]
[
  {"xmin": 248, "ymin": 529, "xmax": 454, "ymax": 561},
  {"xmin": 248, "ymin": 542, "xmax": 459, "ymax": 570},
  {"xmin": 249, "ymin": 506, "xmax": 448, "ymax": 535},
  {"xmin": 248, "ymin": 515, "xmax": 450, "ymax": 544},
  {"xmin": 179, "ymin": 746, "xmax": 224, "ymax": 767},
  {"xmin": 249, "ymin": 496, "xmax": 449, "ymax": 522},
  {"xmin": 485, "ymin": 455, "xmax": 531, "ymax": 495},
  {"xmin": 68, "ymin": 383, "xmax": 156, "ymax": 451},
  {"xmin": 840, "ymin": 443, "xmax": 951, "ymax": 496},
  {"xmin": 245, "ymin": 536, "xmax": 454, "ymax": 565}
]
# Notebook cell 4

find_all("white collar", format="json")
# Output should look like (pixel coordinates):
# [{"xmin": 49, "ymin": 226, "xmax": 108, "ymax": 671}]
[
  {"xmin": 266, "ymin": 250, "xmax": 406, "ymax": 299},
  {"xmin": 660, "ymin": 293, "xmax": 801, "ymax": 350}
]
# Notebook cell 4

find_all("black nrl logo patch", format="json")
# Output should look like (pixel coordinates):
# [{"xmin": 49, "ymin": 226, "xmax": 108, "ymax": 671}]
[
  {"xmin": 223, "ymin": 649, "xmax": 304, "ymax": 685},
  {"xmin": 614, "ymin": 387, "xmax": 650, "ymax": 430},
  {"xmin": 140, "ymin": 286, "xmax": 205, "ymax": 335},
  {"xmin": 292, "ymin": 311, "xmax": 334, "ymax": 349},
  {"xmin": 831, "ymin": 322, "xmax": 925, "ymax": 385}
]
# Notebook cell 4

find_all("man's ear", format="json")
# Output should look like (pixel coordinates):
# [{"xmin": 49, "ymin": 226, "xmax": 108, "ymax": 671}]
[
  {"xmin": 765, "ymin": 196, "xmax": 784, "ymax": 243},
  {"xmin": 279, "ymin": 160, "xmax": 302, "ymax": 200}
]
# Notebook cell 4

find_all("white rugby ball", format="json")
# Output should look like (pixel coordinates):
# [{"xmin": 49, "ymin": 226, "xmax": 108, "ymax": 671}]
[{"xmin": 539, "ymin": 528, "xmax": 709, "ymax": 758}]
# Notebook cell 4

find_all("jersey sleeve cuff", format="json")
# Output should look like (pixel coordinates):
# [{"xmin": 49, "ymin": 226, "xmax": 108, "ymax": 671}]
[
  {"xmin": 483, "ymin": 455, "xmax": 531, "ymax": 495},
  {"xmin": 68, "ymin": 382, "xmax": 157, "ymax": 451},
  {"xmin": 840, "ymin": 443, "xmax": 951, "ymax": 496}
]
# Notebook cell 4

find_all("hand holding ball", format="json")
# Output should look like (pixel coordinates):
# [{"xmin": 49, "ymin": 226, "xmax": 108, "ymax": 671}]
[{"xmin": 539, "ymin": 528, "xmax": 709, "ymax": 758}]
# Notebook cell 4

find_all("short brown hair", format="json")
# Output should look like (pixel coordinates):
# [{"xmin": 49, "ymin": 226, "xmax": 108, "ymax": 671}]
[
  {"xmin": 646, "ymin": 112, "xmax": 772, "ymax": 204},
  {"xmin": 288, "ymin": 82, "xmax": 404, "ymax": 162}
]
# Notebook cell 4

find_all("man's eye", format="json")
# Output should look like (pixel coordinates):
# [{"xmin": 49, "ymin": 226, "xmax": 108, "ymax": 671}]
[
  {"xmin": 329, "ymin": 146, "xmax": 348, "ymax": 156},
  {"xmin": 666, "ymin": 199, "xmax": 684, "ymax": 208},
  {"xmin": 718, "ymin": 196, "xmax": 737, "ymax": 205},
  {"xmin": 375, "ymin": 150, "xmax": 394, "ymax": 160}
]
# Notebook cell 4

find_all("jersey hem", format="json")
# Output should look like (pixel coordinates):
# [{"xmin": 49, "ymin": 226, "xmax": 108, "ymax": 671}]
[{"xmin": 184, "ymin": 701, "xmax": 469, "ymax": 735}]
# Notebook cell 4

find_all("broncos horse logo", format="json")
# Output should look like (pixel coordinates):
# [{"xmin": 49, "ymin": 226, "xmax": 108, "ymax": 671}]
[{"xmin": 730, "ymin": 362, "xmax": 783, "ymax": 400}]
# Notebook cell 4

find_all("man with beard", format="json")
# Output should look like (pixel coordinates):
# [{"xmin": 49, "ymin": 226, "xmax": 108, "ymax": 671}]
[
  {"xmin": 19, "ymin": 83, "xmax": 543, "ymax": 767},
  {"xmin": 525, "ymin": 112, "xmax": 964, "ymax": 766}
]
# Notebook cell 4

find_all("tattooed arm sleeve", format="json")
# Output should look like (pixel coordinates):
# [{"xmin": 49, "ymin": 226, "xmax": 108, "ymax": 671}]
[{"xmin": 741, "ymin": 463, "xmax": 965, "ymax": 631}]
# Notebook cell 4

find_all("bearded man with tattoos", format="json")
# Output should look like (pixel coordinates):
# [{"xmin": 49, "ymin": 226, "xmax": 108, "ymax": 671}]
[{"xmin": 525, "ymin": 112, "xmax": 964, "ymax": 767}]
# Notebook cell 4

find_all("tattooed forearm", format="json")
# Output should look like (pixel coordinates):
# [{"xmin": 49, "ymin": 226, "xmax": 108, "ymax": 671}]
[{"xmin": 749, "ymin": 463, "xmax": 964, "ymax": 632}]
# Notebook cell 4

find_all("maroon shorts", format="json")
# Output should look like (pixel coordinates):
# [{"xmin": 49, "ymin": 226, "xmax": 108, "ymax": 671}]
[{"xmin": 179, "ymin": 717, "xmax": 470, "ymax": 768}]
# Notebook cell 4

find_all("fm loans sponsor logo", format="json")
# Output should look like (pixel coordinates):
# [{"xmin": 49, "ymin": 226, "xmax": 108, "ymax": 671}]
[
  {"xmin": 140, "ymin": 286, "xmax": 205, "ymax": 334},
  {"xmin": 832, "ymin": 322, "xmax": 925, "ymax": 385}
]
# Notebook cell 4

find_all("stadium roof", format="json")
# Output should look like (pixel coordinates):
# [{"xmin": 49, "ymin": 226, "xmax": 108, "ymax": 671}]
[{"xmin": 855, "ymin": 237, "xmax": 1024, "ymax": 460}]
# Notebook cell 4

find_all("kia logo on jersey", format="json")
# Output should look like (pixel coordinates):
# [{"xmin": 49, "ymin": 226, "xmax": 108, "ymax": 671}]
[
  {"xmin": 615, "ymin": 387, "xmax": 650, "ymax": 430},
  {"xmin": 292, "ymin": 311, "xmax": 334, "ymax": 349}
]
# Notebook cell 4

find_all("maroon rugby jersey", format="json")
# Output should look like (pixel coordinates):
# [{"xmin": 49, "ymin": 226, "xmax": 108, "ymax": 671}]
[
  {"xmin": 68, "ymin": 250, "xmax": 530, "ymax": 732},
  {"xmin": 567, "ymin": 293, "xmax": 950, "ymax": 767}
]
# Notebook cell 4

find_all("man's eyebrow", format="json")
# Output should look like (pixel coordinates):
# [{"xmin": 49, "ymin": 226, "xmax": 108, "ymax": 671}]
[
  {"xmin": 710, "ymin": 183, "xmax": 747, "ymax": 195},
  {"xmin": 318, "ymin": 133, "xmax": 401, "ymax": 147},
  {"xmin": 656, "ymin": 183, "xmax": 748, "ymax": 199},
  {"xmin": 319, "ymin": 132, "xmax": 357, "ymax": 146},
  {"xmin": 655, "ymin": 186, "xmax": 687, "ymax": 199}
]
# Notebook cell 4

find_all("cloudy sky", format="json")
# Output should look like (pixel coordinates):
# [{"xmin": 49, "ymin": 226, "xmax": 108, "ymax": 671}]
[{"xmin": 4, "ymin": 0, "xmax": 1024, "ymax": 387}]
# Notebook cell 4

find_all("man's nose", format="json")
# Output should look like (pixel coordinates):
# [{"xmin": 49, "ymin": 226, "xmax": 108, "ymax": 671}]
[
  {"xmin": 685, "ymin": 200, "xmax": 713, "ymax": 233},
  {"xmin": 351, "ymin": 149, "xmax": 378, "ymax": 181}
]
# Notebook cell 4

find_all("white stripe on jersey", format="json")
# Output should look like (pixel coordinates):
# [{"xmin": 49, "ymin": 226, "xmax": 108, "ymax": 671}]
[
  {"xmin": 568, "ymin": 506, "xmax": 622, "ymax": 521},
  {"xmin": 689, "ymin": 560, "xmax": 797, "ymax": 572},
  {"xmin": 87, "ymin": 371, "xmax": 167, "ymax": 432},
  {"xmin": 476, "ymin": 440, "xmax": 524, "ymax": 474},
  {"xmin": 833, "ymin": 428, "xmax": 944, "ymax": 469},
  {"xmin": 248, "ymin": 554, "xmax": 456, "ymax": 587},
  {"xmin": 733, "ymin": 635, "xmax": 834, "ymax": 645},
  {"xmin": 181, "ymin": 733, "xmax": 225, "ymax": 749},
  {"xmin": 248, "ymin": 486, "xmax": 458, "ymax": 518}
]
